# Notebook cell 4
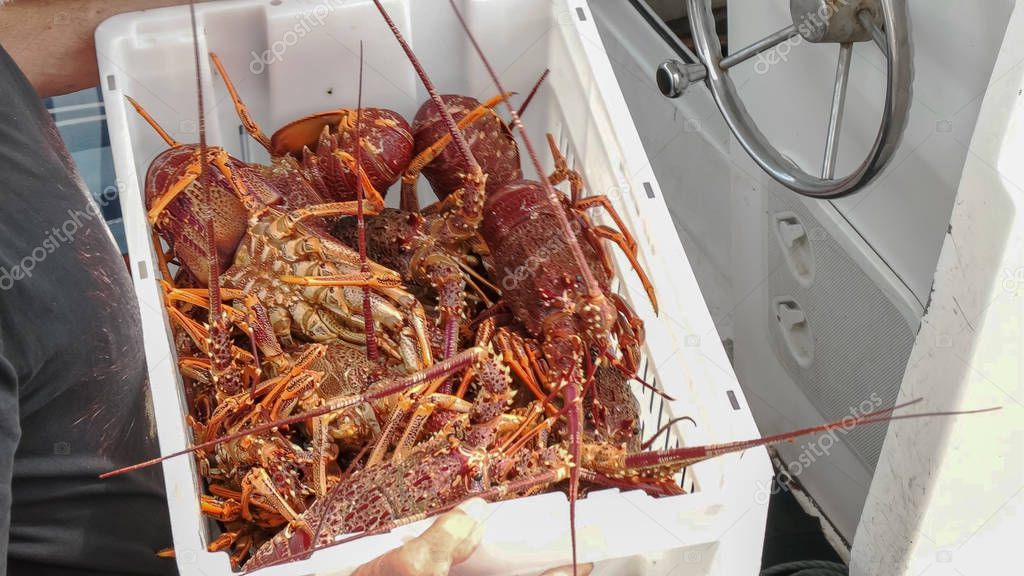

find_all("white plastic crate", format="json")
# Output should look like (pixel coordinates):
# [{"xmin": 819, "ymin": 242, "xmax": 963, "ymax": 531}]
[{"xmin": 96, "ymin": 1, "xmax": 771, "ymax": 574}]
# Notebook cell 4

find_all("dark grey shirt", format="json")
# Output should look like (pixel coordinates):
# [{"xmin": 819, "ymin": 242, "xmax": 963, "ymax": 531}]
[{"xmin": 0, "ymin": 45, "xmax": 174, "ymax": 575}]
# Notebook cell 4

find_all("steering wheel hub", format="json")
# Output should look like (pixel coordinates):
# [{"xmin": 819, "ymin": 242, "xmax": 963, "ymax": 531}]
[{"xmin": 790, "ymin": 0, "xmax": 884, "ymax": 43}]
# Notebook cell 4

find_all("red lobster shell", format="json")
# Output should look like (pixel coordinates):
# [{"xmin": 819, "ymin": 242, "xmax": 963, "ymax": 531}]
[
  {"xmin": 144, "ymin": 145, "xmax": 280, "ymax": 285},
  {"xmin": 411, "ymin": 95, "xmax": 522, "ymax": 199},
  {"xmin": 271, "ymin": 108, "xmax": 414, "ymax": 201},
  {"xmin": 481, "ymin": 179, "xmax": 614, "ymax": 336}
]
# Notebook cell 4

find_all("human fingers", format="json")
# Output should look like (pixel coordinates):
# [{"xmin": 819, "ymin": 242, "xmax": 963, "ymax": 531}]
[{"xmin": 351, "ymin": 498, "xmax": 488, "ymax": 576}]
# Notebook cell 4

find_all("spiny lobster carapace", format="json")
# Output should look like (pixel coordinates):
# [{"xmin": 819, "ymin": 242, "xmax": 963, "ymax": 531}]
[{"xmin": 209, "ymin": 51, "xmax": 413, "ymax": 206}]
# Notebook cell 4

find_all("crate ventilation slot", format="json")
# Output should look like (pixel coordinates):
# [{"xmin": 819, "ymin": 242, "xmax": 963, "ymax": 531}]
[
  {"xmin": 727, "ymin": 390, "xmax": 740, "ymax": 410},
  {"xmin": 643, "ymin": 182, "xmax": 655, "ymax": 199}
]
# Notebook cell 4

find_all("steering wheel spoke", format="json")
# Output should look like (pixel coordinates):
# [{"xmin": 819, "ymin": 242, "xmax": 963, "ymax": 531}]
[
  {"xmin": 823, "ymin": 42, "xmax": 853, "ymax": 179},
  {"xmin": 720, "ymin": 24, "xmax": 800, "ymax": 70}
]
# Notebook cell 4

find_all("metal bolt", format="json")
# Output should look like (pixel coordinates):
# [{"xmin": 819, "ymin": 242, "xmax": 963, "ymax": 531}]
[{"xmin": 657, "ymin": 60, "xmax": 705, "ymax": 99}]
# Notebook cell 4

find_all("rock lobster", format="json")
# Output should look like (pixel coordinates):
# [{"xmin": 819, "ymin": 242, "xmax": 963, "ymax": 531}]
[{"xmin": 102, "ymin": 2, "xmax": 1000, "ymax": 575}]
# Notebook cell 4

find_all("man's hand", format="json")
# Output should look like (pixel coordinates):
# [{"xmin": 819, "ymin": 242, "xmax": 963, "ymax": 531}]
[
  {"xmin": 350, "ymin": 498, "xmax": 593, "ymax": 576},
  {"xmin": 0, "ymin": 0, "xmax": 194, "ymax": 97}
]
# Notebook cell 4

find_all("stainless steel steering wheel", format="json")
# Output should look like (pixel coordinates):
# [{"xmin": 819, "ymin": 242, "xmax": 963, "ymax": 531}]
[{"xmin": 657, "ymin": 0, "xmax": 913, "ymax": 198}]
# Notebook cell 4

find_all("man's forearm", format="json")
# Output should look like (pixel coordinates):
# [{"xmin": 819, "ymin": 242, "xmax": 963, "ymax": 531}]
[{"xmin": 0, "ymin": 0, "xmax": 194, "ymax": 98}]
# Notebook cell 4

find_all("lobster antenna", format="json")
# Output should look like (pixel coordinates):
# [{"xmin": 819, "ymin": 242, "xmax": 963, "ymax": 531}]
[
  {"xmin": 518, "ymin": 69, "xmax": 550, "ymax": 117},
  {"xmin": 445, "ymin": 0, "xmax": 602, "ymax": 301},
  {"xmin": 125, "ymin": 95, "xmax": 181, "ymax": 147},
  {"xmin": 623, "ymin": 400, "xmax": 1002, "ymax": 470},
  {"xmin": 445, "ymin": 5, "xmax": 598, "ymax": 573},
  {"xmin": 187, "ymin": 3, "xmax": 217, "ymax": 295},
  {"xmin": 190, "ymin": 1, "xmax": 206, "ymax": 204},
  {"xmin": 641, "ymin": 416, "xmax": 696, "ymax": 451},
  {"xmin": 189, "ymin": 2, "xmax": 239, "ymax": 398},
  {"xmin": 354, "ymin": 41, "xmax": 380, "ymax": 363},
  {"xmin": 189, "ymin": 3, "xmax": 225, "ymax": 336},
  {"xmin": 370, "ymin": 0, "xmax": 478, "ymax": 172}
]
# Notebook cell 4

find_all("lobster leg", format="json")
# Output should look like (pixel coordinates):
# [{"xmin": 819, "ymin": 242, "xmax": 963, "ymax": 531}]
[
  {"xmin": 608, "ymin": 294, "xmax": 645, "ymax": 377},
  {"xmin": 363, "ymin": 398, "xmax": 414, "ymax": 467},
  {"xmin": 242, "ymin": 469, "xmax": 306, "ymax": 527},
  {"xmin": 202, "ymin": 496, "xmax": 245, "ymax": 524},
  {"xmin": 151, "ymin": 230, "xmax": 175, "ymax": 282},
  {"xmin": 391, "ymin": 394, "xmax": 474, "ymax": 461},
  {"xmin": 545, "ymin": 133, "xmax": 585, "ymax": 202},
  {"xmin": 286, "ymin": 199, "xmax": 384, "ymax": 222},
  {"xmin": 590, "ymin": 224, "xmax": 658, "ymax": 313},
  {"xmin": 495, "ymin": 331, "xmax": 555, "ymax": 412},
  {"xmin": 266, "ymin": 374, "xmax": 319, "ymax": 420},
  {"xmin": 102, "ymin": 347, "xmax": 489, "ymax": 477},
  {"xmin": 163, "ymin": 283, "xmax": 247, "ymax": 318},
  {"xmin": 575, "ymin": 211, "xmax": 616, "ymax": 279},
  {"xmin": 147, "ymin": 157, "xmax": 202, "ymax": 224},
  {"xmin": 454, "ymin": 316, "xmax": 500, "ymax": 397},
  {"xmin": 239, "ymin": 295, "xmax": 288, "ymax": 368},
  {"xmin": 546, "ymin": 134, "xmax": 656, "ymax": 313},
  {"xmin": 164, "ymin": 284, "xmax": 247, "ymax": 303},
  {"xmin": 574, "ymin": 195, "xmax": 639, "ymax": 255},
  {"xmin": 278, "ymin": 271, "xmax": 401, "ymax": 290},
  {"xmin": 309, "ymin": 415, "xmax": 334, "ymax": 497}
]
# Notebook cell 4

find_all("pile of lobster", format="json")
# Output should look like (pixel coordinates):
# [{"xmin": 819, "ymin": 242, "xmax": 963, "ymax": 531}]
[{"xmin": 103, "ymin": 1, "xmax": 995, "ymax": 573}]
